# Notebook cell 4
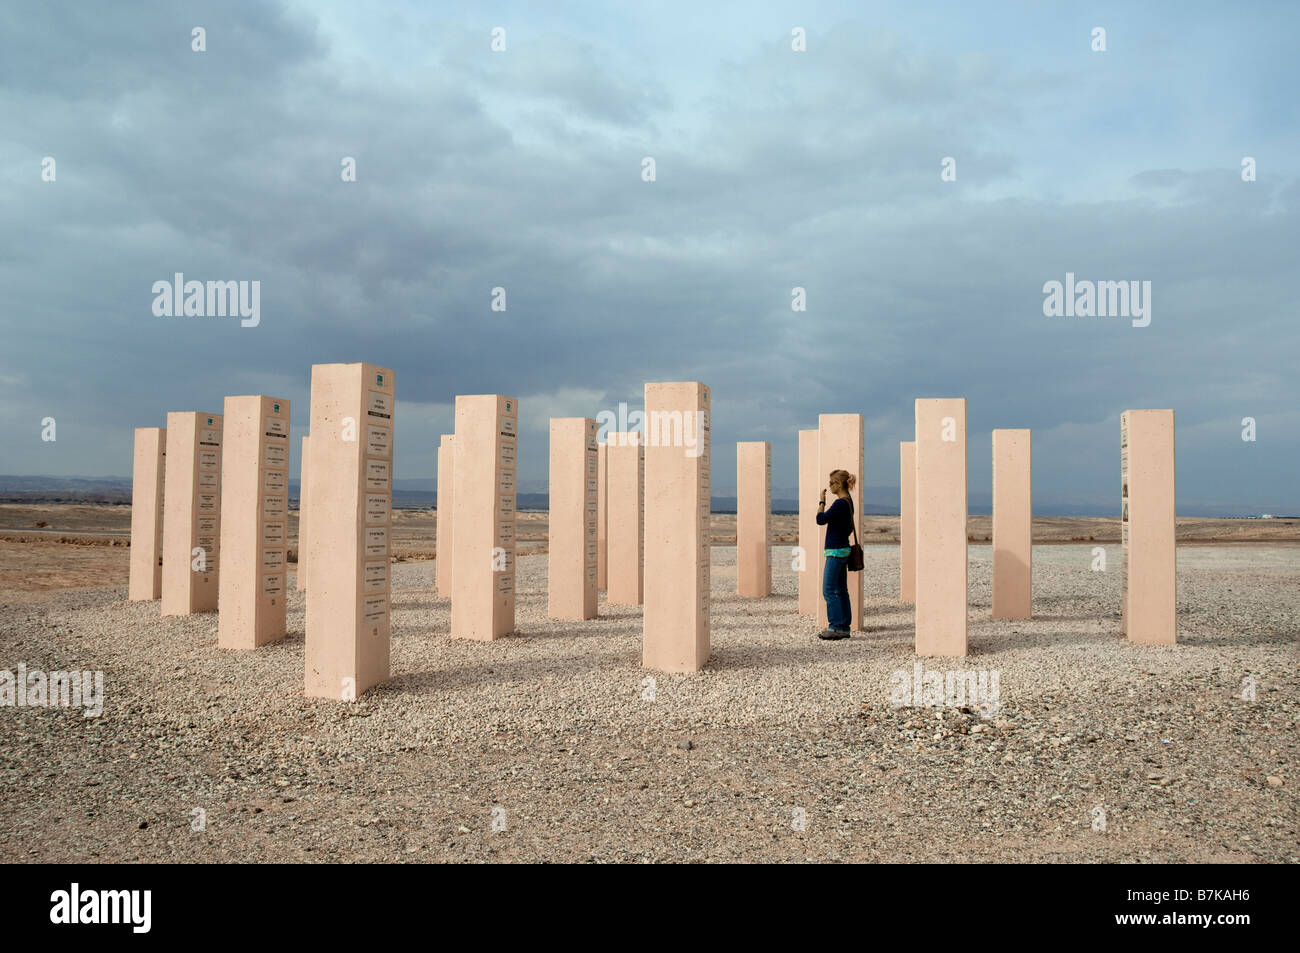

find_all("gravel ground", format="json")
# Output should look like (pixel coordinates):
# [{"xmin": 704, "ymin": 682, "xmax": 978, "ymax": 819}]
[{"xmin": 1, "ymin": 544, "xmax": 1296, "ymax": 863}]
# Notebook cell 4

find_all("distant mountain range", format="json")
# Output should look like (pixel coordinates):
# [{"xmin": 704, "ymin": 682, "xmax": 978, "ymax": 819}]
[{"xmin": 0, "ymin": 475, "xmax": 1289, "ymax": 518}]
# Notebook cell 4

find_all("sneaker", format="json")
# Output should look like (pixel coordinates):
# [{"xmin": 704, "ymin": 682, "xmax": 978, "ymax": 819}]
[{"xmin": 818, "ymin": 628, "xmax": 850, "ymax": 640}]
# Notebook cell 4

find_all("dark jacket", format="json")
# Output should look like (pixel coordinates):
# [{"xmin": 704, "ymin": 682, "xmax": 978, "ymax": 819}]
[{"xmin": 816, "ymin": 496, "xmax": 854, "ymax": 549}]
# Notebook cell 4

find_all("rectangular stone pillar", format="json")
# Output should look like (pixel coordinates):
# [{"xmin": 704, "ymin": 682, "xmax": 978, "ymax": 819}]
[
  {"xmin": 436, "ymin": 433, "xmax": 454, "ymax": 598},
  {"xmin": 736, "ymin": 440, "xmax": 771, "ymax": 597},
  {"xmin": 217, "ymin": 396, "xmax": 290, "ymax": 648},
  {"xmin": 128, "ymin": 427, "xmax": 166, "ymax": 601},
  {"xmin": 597, "ymin": 441, "xmax": 608, "ymax": 591},
  {"xmin": 607, "ymin": 432, "xmax": 645, "ymax": 605},
  {"xmin": 451, "ymin": 395, "xmax": 517, "ymax": 640},
  {"xmin": 797, "ymin": 429, "xmax": 819, "ymax": 615},
  {"xmin": 899, "ymin": 441, "xmax": 916, "ymax": 603},
  {"xmin": 643, "ymin": 382, "xmax": 710, "ymax": 672},
  {"xmin": 915, "ymin": 398, "xmax": 967, "ymax": 656},
  {"xmin": 817, "ymin": 414, "xmax": 864, "ymax": 631},
  {"xmin": 304, "ymin": 363, "xmax": 394, "ymax": 699},
  {"xmin": 162, "ymin": 412, "xmax": 222, "ymax": 615},
  {"xmin": 296, "ymin": 434, "xmax": 310, "ymax": 592},
  {"xmin": 992, "ymin": 428, "xmax": 1032, "ymax": 620},
  {"xmin": 549, "ymin": 417, "xmax": 598, "ymax": 619},
  {"xmin": 1121, "ymin": 410, "xmax": 1176, "ymax": 644}
]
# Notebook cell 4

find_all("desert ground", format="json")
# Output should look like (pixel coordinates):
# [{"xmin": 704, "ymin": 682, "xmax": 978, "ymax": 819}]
[{"xmin": 0, "ymin": 503, "xmax": 1296, "ymax": 863}]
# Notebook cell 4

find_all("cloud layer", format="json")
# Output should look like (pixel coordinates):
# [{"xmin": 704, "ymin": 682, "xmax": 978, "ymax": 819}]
[{"xmin": 2, "ymin": 1, "xmax": 1296, "ymax": 513}]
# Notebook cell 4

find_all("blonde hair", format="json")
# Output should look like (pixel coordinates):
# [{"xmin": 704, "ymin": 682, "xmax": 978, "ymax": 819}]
[{"xmin": 829, "ymin": 469, "xmax": 857, "ymax": 492}]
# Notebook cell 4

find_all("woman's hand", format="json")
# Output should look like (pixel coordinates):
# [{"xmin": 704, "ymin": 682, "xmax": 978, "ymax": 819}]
[{"xmin": 819, "ymin": 490, "xmax": 826, "ymax": 504}]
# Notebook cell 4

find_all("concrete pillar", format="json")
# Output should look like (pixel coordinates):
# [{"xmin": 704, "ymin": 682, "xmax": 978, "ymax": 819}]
[
  {"xmin": 549, "ymin": 417, "xmax": 599, "ymax": 619},
  {"xmin": 607, "ymin": 432, "xmax": 645, "ymax": 605},
  {"xmin": 899, "ymin": 441, "xmax": 916, "ymax": 604},
  {"xmin": 597, "ymin": 442, "xmax": 608, "ymax": 590},
  {"xmin": 218, "ymin": 395, "xmax": 291, "ymax": 649},
  {"xmin": 128, "ymin": 427, "xmax": 166, "ymax": 601},
  {"xmin": 436, "ymin": 433, "xmax": 454, "ymax": 598},
  {"xmin": 162, "ymin": 412, "xmax": 223, "ymax": 615},
  {"xmin": 915, "ymin": 398, "xmax": 967, "ymax": 656},
  {"xmin": 296, "ymin": 434, "xmax": 310, "ymax": 592},
  {"xmin": 451, "ymin": 395, "xmax": 518, "ymax": 640},
  {"xmin": 643, "ymin": 382, "xmax": 710, "ymax": 672},
  {"xmin": 736, "ymin": 440, "xmax": 771, "ymax": 597},
  {"xmin": 1121, "ymin": 410, "xmax": 1176, "ymax": 645},
  {"xmin": 797, "ymin": 429, "xmax": 819, "ymax": 615},
  {"xmin": 816, "ymin": 414, "xmax": 864, "ymax": 631},
  {"xmin": 992, "ymin": 428, "xmax": 1032, "ymax": 620},
  {"xmin": 304, "ymin": 363, "xmax": 394, "ymax": 699}
]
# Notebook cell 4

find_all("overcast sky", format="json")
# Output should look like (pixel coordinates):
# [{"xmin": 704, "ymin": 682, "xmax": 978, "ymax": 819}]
[{"xmin": 3, "ymin": 1, "xmax": 1296, "ymax": 512}]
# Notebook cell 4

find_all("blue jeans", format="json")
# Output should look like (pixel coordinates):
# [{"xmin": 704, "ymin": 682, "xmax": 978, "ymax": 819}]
[{"xmin": 822, "ymin": 555, "xmax": 851, "ymax": 632}]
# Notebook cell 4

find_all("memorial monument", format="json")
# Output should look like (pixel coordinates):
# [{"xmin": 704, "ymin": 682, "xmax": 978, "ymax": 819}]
[
  {"xmin": 128, "ymin": 427, "xmax": 166, "ymax": 601},
  {"xmin": 548, "ymin": 417, "xmax": 598, "ymax": 619},
  {"xmin": 607, "ymin": 432, "xmax": 645, "ymax": 606},
  {"xmin": 643, "ymin": 382, "xmax": 710, "ymax": 672},
  {"xmin": 914, "ymin": 398, "xmax": 967, "ymax": 656},
  {"xmin": 451, "ymin": 394, "xmax": 518, "ymax": 640},
  {"xmin": 899, "ymin": 440, "xmax": 916, "ymax": 604},
  {"xmin": 1120, "ymin": 410, "xmax": 1176, "ymax": 645},
  {"xmin": 304, "ymin": 363, "xmax": 394, "ymax": 699},
  {"xmin": 992, "ymin": 428, "xmax": 1032, "ymax": 620},
  {"xmin": 797, "ymin": 429, "xmax": 818, "ymax": 615},
  {"xmin": 218, "ymin": 396, "xmax": 291, "ymax": 648},
  {"xmin": 736, "ymin": 440, "xmax": 771, "ymax": 597},
  {"xmin": 161, "ymin": 412, "xmax": 222, "ymax": 616},
  {"xmin": 436, "ymin": 433, "xmax": 454, "ymax": 598},
  {"xmin": 296, "ymin": 434, "xmax": 310, "ymax": 592},
  {"xmin": 597, "ymin": 441, "xmax": 608, "ymax": 591}
]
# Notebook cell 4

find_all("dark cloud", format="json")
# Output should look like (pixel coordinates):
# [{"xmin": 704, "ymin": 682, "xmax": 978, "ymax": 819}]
[{"xmin": 1, "ymin": 2, "xmax": 1296, "ymax": 514}]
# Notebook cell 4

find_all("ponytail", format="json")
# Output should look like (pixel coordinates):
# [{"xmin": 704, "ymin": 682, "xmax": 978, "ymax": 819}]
[{"xmin": 829, "ymin": 469, "xmax": 856, "ymax": 492}]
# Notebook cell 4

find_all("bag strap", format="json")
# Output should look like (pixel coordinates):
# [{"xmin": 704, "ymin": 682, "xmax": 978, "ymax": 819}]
[{"xmin": 847, "ymin": 495, "xmax": 859, "ymax": 545}]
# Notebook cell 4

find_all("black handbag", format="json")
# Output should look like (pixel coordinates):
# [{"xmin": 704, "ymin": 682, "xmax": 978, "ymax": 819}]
[{"xmin": 847, "ymin": 497, "xmax": 864, "ymax": 572}]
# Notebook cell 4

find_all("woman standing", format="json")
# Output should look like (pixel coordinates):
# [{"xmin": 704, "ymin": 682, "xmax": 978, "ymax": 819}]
[{"xmin": 815, "ymin": 469, "xmax": 856, "ymax": 639}]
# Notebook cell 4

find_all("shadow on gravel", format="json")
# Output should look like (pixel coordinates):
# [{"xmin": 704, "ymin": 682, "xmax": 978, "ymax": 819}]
[
  {"xmin": 390, "ymin": 649, "xmax": 636, "ymax": 692},
  {"xmin": 1030, "ymin": 612, "xmax": 1116, "ymax": 622},
  {"xmin": 1176, "ymin": 629, "xmax": 1300, "ymax": 648},
  {"xmin": 705, "ymin": 639, "xmax": 879, "ymax": 672},
  {"xmin": 67, "ymin": 589, "xmax": 135, "ymax": 610},
  {"xmin": 970, "ymin": 628, "xmax": 1120, "ymax": 652},
  {"xmin": 393, "ymin": 599, "xmax": 447, "ymax": 611}
]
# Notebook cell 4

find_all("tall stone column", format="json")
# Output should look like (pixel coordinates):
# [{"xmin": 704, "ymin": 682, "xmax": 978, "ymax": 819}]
[
  {"xmin": 304, "ymin": 363, "xmax": 394, "ymax": 699},
  {"xmin": 915, "ymin": 399, "xmax": 967, "ymax": 656},
  {"xmin": 128, "ymin": 427, "xmax": 166, "ymax": 601},
  {"xmin": 607, "ymin": 433, "xmax": 645, "ymax": 606},
  {"xmin": 451, "ymin": 395, "xmax": 518, "ymax": 641},
  {"xmin": 597, "ymin": 442, "xmax": 608, "ymax": 591},
  {"xmin": 219, "ymin": 395, "xmax": 291, "ymax": 648},
  {"xmin": 899, "ymin": 441, "xmax": 916, "ymax": 604},
  {"xmin": 436, "ymin": 433, "xmax": 454, "ymax": 598},
  {"xmin": 797, "ymin": 429, "xmax": 819, "ymax": 615},
  {"xmin": 643, "ymin": 382, "xmax": 710, "ymax": 672},
  {"xmin": 549, "ymin": 417, "xmax": 598, "ymax": 619},
  {"xmin": 1121, "ymin": 410, "xmax": 1176, "ymax": 645},
  {"xmin": 297, "ymin": 434, "xmax": 310, "ymax": 592},
  {"xmin": 991, "ymin": 429, "xmax": 1032, "ymax": 620},
  {"xmin": 162, "ymin": 412, "xmax": 223, "ymax": 615},
  {"xmin": 736, "ymin": 441, "xmax": 771, "ymax": 597}
]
